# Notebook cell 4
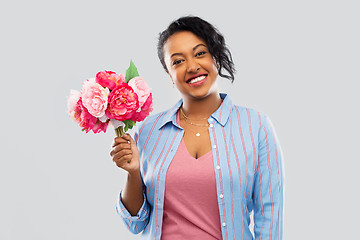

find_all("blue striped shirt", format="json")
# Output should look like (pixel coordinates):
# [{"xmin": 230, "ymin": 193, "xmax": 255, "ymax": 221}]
[{"xmin": 116, "ymin": 93, "xmax": 284, "ymax": 240}]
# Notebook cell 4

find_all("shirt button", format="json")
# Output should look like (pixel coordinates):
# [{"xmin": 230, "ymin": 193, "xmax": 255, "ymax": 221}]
[
  {"xmin": 216, "ymin": 165, "xmax": 220, "ymax": 170},
  {"xmin": 209, "ymin": 123, "xmax": 214, "ymax": 128},
  {"xmin": 212, "ymin": 145, "xmax": 217, "ymax": 149},
  {"xmin": 222, "ymin": 222, "xmax": 226, "ymax": 227},
  {"xmin": 219, "ymin": 194, "xmax": 224, "ymax": 199}
]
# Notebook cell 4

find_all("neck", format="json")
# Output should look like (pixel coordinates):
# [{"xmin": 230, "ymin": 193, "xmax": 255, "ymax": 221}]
[{"xmin": 181, "ymin": 92, "xmax": 222, "ymax": 119}]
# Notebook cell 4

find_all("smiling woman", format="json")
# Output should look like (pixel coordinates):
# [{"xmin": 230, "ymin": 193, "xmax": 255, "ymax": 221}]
[
  {"xmin": 163, "ymin": 31, "xmax": 220, "ymax": 103},
  {"xmin": 110, "ymin": 16, "xmax": 284, "ymax": 240}
]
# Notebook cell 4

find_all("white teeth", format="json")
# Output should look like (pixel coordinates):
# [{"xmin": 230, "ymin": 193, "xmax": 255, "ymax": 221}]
[{"xmin": 189, "ymin": 75, "xmax": 206, "ymax": 84}]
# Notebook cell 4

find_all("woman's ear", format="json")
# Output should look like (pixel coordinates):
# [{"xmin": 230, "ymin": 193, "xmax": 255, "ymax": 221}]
[
  {"xmin": 214, "ymin": 59, "xmax": 220, "ymax": 70},
  {"xmin": 168, "ymin": 74, "xmax": 174, "ymax": 87},
  {"xmin": 166, "ymin": 72, "xmax": 175, "ymax": 88}
]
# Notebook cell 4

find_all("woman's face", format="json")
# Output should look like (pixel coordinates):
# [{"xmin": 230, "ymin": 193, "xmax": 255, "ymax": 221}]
[{"xmin": 163, "ymin": 31, "xmax": 219, "ymax": 100}]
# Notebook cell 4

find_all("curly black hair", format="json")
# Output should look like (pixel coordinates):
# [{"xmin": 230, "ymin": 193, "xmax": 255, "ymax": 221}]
[{"xmin": 157, "ymin": 16, "xmax": 235, "ymax": 83}]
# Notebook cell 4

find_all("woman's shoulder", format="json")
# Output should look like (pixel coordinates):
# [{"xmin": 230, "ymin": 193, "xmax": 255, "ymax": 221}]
[
  {"xmin": 135, "ymin": 106, "xmax": 175, "ymax": 133},
  {"xmin": 230, "ymin": 104, "xmax": 275, "ymax": 130},
  {"xmin": 222, "ymin": 93, "xmax": 267, "ymax": 120},
  {"xmin": 134, "ymin": 106, "xmax": 176, "ymax": 147},
  {"xmin": 141, "ymin": 108, "xmax": 170, "ymax": 127},
  {"xmin": 232, "ymin": 104, "xmax": 266, "ymax": 118}
]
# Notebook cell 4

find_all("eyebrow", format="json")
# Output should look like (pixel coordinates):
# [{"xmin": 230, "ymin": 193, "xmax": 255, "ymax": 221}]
[{"xmin": 170, "ymin": 44, "xmax": 207, "ymax": 58}]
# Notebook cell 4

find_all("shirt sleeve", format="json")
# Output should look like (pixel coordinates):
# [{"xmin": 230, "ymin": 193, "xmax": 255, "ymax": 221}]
[
  {"xmin": 116, "ymin": 190, "xmax": 151, "ymax": 234},
  {"xmin": 115, "ymin": 123, "xmax": 151, "ymax": 234},
  {"xmin": 253, "ymin": 113, "xmax": 284, "ymax": 239}
]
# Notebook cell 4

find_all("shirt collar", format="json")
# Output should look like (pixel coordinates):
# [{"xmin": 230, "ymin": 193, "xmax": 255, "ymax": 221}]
[
  {"xmin": 158, "ymin": 93, "xmax": 233, "ymax": 129},
  {"xmin": 211, "ymin": 93, "xmax": 233, "ymax": 126}
]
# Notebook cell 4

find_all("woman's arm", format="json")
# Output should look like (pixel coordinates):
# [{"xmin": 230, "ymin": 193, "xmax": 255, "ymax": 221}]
[
  {"xmin": 111, "ymin": 133, "xmax": 144, "ymax": 215},
  {"xmin": 253, "ymin": 114, "xmax": 284, "ymax": 240},
  {"xmin": 121, "ymin": 167, "xmax": 144, "ymax": 216},
  {"xmin": 111, "ymin": 134, "xmax": 150, "ymax": 234}
]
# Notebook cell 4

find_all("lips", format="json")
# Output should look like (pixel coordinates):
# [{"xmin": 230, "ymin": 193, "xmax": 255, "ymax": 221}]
[
  {"xmin": 185, "ymin": 74, "xmax": 208, "ymax": 87},
  {"xmin": 186, "ymin": 73, "xmax": 208, "ymax": 84}
]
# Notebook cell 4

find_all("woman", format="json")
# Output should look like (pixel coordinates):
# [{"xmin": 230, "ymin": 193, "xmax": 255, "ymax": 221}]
[{"xmin": 110, "ymin": 16, "xmax": 284, "ymax": 240}]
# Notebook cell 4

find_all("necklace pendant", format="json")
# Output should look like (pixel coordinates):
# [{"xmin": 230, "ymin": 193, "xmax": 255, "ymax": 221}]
[{"xmin": 196, "ymin": 133, "xmax": 200, "ymax": 137}]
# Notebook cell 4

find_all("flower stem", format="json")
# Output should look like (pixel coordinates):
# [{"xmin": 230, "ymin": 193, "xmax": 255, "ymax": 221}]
[
  {"xmin": 115, "ymin": 126, "xmax": 125, "ymax": 137},
  {"xmin": 115, "ymin": 126, "xmax": 130, "ymax": 163}
]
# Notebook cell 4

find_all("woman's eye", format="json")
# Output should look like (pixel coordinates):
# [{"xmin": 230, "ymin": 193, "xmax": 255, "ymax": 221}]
[
  {"xmin": 173, "ymin": 59, "xmax": 183, "ymax": 65},
  {"xmin": 195, "ymin": 51, "xmax": 206, "ymax": 57}
]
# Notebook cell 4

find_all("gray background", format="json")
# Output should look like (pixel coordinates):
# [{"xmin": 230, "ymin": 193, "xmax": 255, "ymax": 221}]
[{"xmin": 1, "ymin": 0, "xmax": 359, "ymax": 239}]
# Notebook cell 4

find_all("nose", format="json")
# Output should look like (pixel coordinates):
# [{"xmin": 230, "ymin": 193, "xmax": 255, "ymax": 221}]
[{"xmin": 186, "ymin": 59, "xmax": 200, "ymax": 73}]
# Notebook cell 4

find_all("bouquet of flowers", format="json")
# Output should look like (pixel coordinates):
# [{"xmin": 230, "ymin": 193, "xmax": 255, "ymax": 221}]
[{"xmin": 67, "ymin": 61, "xmax": 153, "ymax": 137}]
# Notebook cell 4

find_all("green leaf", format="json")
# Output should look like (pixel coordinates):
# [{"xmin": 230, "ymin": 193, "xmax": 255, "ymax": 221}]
[
  {"xmin": 123, "ymin": 119, "xmax": 136, "ymax": 132},
  {"xmin": 125, "ymin": 60, "xmax": 139, "ymax": 83}
]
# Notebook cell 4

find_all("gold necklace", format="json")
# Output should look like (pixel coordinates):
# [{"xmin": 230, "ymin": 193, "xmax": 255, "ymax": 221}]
[
  {"xmin": 183, "ymin": 117, "xmax": 210, "ymax": 127},
  {"xmin": 184, "ymin": 125, "xmax": 208, "ymax": 137},
  {"xmin": 180, "ymin": 107, "xmax": 208, "ymax": 120},
  {"xmin": 180, "ymin": 107, "xmax": 209, "ymax": 137},
  {"xmin": 180, "ymin": 107, "xmax": 208, "ymax": 121}
]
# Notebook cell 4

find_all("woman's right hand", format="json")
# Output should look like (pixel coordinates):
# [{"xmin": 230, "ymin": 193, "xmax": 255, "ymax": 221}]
[{"xmin": 110, "ymin": 133, "xmax": 140, "ymax": 174}]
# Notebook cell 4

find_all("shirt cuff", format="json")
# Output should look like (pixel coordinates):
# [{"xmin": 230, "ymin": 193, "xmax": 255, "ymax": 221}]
[{"xmin": 116, "ymin": 190, "xmax": 150, "ymax": 222}]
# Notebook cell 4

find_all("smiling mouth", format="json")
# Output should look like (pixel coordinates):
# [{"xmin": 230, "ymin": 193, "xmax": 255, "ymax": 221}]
[{"xmin": 186, "ymin": 74, "xmax": 208, "ymax": 84}]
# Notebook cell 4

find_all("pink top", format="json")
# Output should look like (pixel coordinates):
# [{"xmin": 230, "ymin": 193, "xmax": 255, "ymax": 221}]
[{"xmin": 161, "ymin": 112, "xmax": 222, "ymax": 239}]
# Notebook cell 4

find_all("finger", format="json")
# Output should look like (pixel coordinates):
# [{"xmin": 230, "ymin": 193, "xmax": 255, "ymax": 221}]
[
  {"xmin": 114, "ymin": 155, "xmax": 133, "ymax": 167},
  {"xmin": 115, "ymin": 142, "xmax": 131, "ymax": 150},
  {"xmin": 114, "ymin": 152, "xmax": 132, "ymax": 164},
  {"xmin": 128, "ymin": 134, "xmax": 136, "ymax": 144},
  {"xmin": 112, "ymin": 137, "xmax": 129, "ymax": 147},
  {"xmin": 113, "ymin": 149, "xmax": 132, "ymax": 160},
  {"xmin": 122, "ymin": 134, "xmax": 136, "ymax": 148},
  {"xmin": 110, "ymin": 144, "xmax": 131, "ymax": 157},
  {"xmin": 121, "ymin": 134, "xmax": 132, "ymax": 143}
]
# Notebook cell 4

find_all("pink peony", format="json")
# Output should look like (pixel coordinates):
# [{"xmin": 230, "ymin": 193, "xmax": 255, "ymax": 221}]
[
  {"xmin": 105, "ymin": 83, "xmax": 139, "ymax": 121},
  {"xmin": 132, "ymin": 93, "xmax": 153, "ymax": 122},
  {"xmin": 95, "ymin": 71, "xmax": 125, "ymax": 90},
  {"xmin": 81, "ymin": 78, "xmax": 109, "ymax": 118},
  {"xmin": 67, "ymin": 89, "xmax": 81, "ymax": 122},
  {"xmin": 92, "ymin": 119, "xmax": 109, "ymax": 133},
  {"xmin": 128, "ymin": 77, "xmax": 151, "ymax": 109},
  {"xmin": 73, "ymin": 99, "xmax": 98, "ymax": 133}
]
